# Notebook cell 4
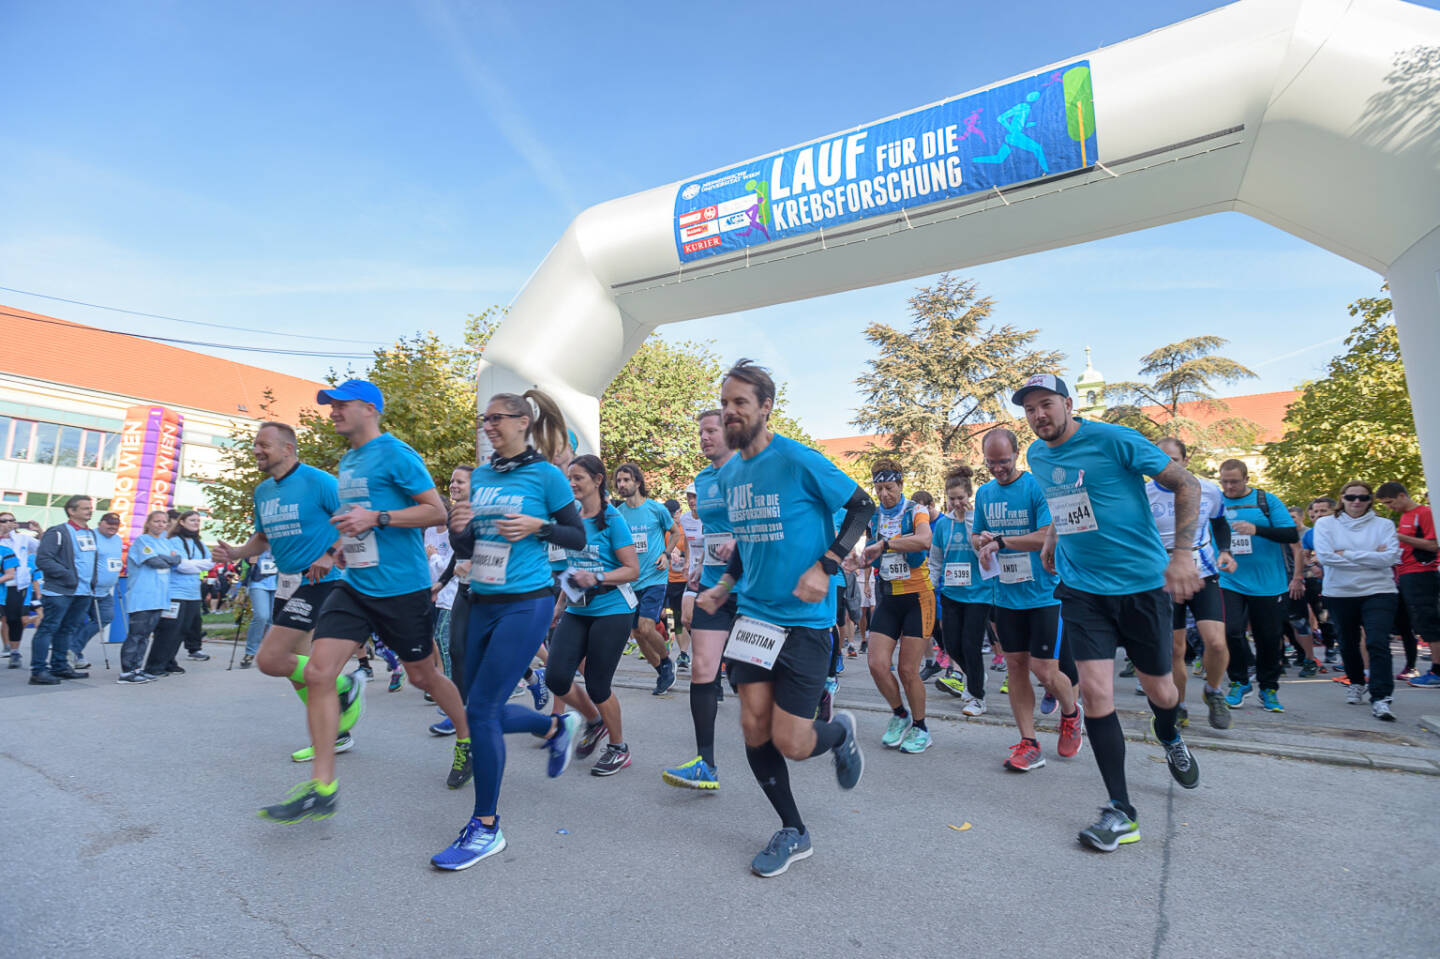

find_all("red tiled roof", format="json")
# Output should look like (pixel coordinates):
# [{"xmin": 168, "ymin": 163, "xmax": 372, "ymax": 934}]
[
  {"xmin": 819, "ymin": 391, "xmax": 1299, "ymax": 456},
  {"xmin": 0, "ymin": 304, "xmax": 326, "ymax": 423}
]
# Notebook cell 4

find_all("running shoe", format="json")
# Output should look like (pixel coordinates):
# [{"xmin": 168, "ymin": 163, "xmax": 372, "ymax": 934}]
[
  {"xmin": 1191, "ymin": 659, "xmax": 1205, "ymax": 677},
  {"xmin": 898, "ymin": 725, "xmax": 932, "ymax": 754},
  {"xmin": 751, "ymin": 827, "xmax": 812, "ymax": 878},
  {"xmin": 1177, "ymin": 704, "xmax": 1190, "ymax": 728},
  {"xmin": 1299, "ymin": 659, "xmax": 1319, "ymax": 678},
  {"xmin": 447, "ymin": 740, "xmax": 473, "ymax": 789},
  {"xmin": 116, "ymin": 671, "xmax": 150, "ymax": 684},
  {"xmin": 429, "ymin": 716, "xmax": 456, "ymax": 736},
  {"xmin": 576, "ymin": 718, "xmax": 607, "ymax": 758},
  {"xmin": 935, "ymin": 675, "xmax": 966, "ymax": 698},
  {"xmin": 832, "ymin": 710, "xmax": 864, "ymax": 790},
  {"xmin": 662, "ymin": 756, "xmax": 719, "ymax": 790},
  {"xmin": 1372, "ymin": 697, "xmax": 1396, "ymax": 722},
  {"xmin": 623, "ymin": 639, "xmax": 638, "ymax": 657},
  {"xmin": 1324, "ymin": 647, "xmax": 1341, "ymax": 665},
  {"xmin": 291, "ymin": 732, "xmax": 353, "ymax": 763},
  {"xmin": 356, "ymin": 663, "xmax": 374, "ymax": 680},
  {"xmin": 1078, "ymin": 801, "xmax": 1139, "ymax": 852},
  {"xmin": 1134, "ymin": 680, "xmax": 1146, "ymax": 696},
  {"xmin": 990, "ymin": 654, "xmax": 1006, "ymax": 671},
  {"xmin": 1332, "ymin": 674, "xmax": 1353, "ymax": 685},
  {"xmin": 1258, "ymin": 689, "xmax": 1283, "ymax": 712},
  {"xmin": 1056, "ymin": 706, "xmax": 1084, "ymax": 758},
  {"xmin": 431, "ymin": 818, "xmax": 506, "ymax": 871},
  {"xmin": 1000, "ymin": 676, "xmax": 1010, "ymax": 695},
  {"xmin": 1155, "ymin": 726, "xmax": 1200, "ymax": 789},
  {"xmin": 653, "ymin": 659, "xmax": 676, "ymax": 696},
  {"xmin": 164, "ymin": 665, "xmax": 184, "ymax": 674},
  {"xmin": 919, "ymin": 661, "xmax": 943, "ymax": 681},
  {"xmin": 961, "ymin": 695, "xmax": 987, "ymax": 717},
  {"xmin": 1203, "ymin": 688, "xmax": 1232, "ymax": 729},
  {"xmin": 859, "ymin": 641, "xmax": 868, "ymax": 654},
  {"xmin": 7, "ymin": 650, "xmax": 20, "ymax": 668},
  {"xmin": 258, "ymin": 780, "xmax": 335, "ymax": 824},
  {"xmin": 548, "ymin": 712, "xmax": 580, "ymax": 777},
  {"xmin": 835, "ymin": 656, "xmax": 844, "ymax": 674},
  {"xmin": 187, "ymin": 651, "xmax": 210, "ymax": 662},
  {"xmin": 676, "ymin": 651, "xmax": 691, "ymax": 671},
  {"xmin": 1345, "ymin": 683, "xmax": 1367, "ymax": 705},
  {"xmin": 845, "ymin": 645, "xmax": 857, "ymax": 658},
  {"xmin": 338, "ymin": 668, "xmax": 368, "ymax": 734},
  {"xmin": 528, "ymin": 668, "xmax": 550, "ymax": 711},
  {"xmin": 981, "ymin": 641, "xmax": 992, "ymax": 654},
  {"xmin": 881, "ymin": 715, "xmax": 912, "ymax": 748},
  {"xmin": 591, "ymin": 742, "xmax": 632, "ymax": 776},
  {"xmin": 817, "ymin": 684, "xmax": 834, "ymax": 723},
  {"xmin": 387, "ymin": 670, "xmax": 404, "ymax": 692},
  {"xmin": 1408, "ymin": 671, "xmax": 1440, "ymax": 688},
  {"xmin": 240, "ymin": 654, "xmax": 254, "ymax": 669},
  {"xmin": 1225, "ymin": 681, "xmax": 1252, "ymax": 708},
  {"xmin": 1004, "ymin": 739, "xmax": 1045, "ymax": 772},
  {"xmin": 1397, "ymin": 667, "xmax": 1420, "ymax": 681},
  {"xmin": 1119, "ymin": 659, "xmax": 1136, "ymax": 678},
  {"xmin": 1040, "ymin": 691, "xmax": 1058, "ymax": 715},
  {"xmin": 72, "ymin": 656, "xmax": 92, "ymax": 669}
]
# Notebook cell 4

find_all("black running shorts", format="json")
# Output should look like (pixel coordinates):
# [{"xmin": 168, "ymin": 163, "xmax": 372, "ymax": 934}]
[
  {"xmin": 994, "ymin": 604, "xmax": 1062, "ymax": 658},
  {"xmin": 315, "ymin": 582, "xmax": 434, "ymax": 662},
  {"xmin": 868, "ymin": 589, "xmax": 935, "ymax": 640},
  {"xmin": 271, "ymin": 580, "xmax": 339, "ymax": 633},
  {"xmin": 691, "ymin": 592, "xmax": 738, "ymax": 633},
  {"xmin": 1172, "ymin": 575, "xmax": 1224, "ymax": 628},
  {"xmin": 1057, "ymin": 583, "xmax": 1171, "ymax": 677},
  {"xmin": 726, "ymin": 625, "xmax": 829, "ymax": 718}
]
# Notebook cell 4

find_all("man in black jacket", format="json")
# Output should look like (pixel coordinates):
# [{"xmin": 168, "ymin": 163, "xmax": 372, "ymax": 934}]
[{"xmin": 30, "ymin": 495, "xmax": 98, "ymax": 685}]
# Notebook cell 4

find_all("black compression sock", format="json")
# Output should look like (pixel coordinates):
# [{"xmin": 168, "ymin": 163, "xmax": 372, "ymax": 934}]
[
  {"xmin": 912, "ymin": 718, "xmax": 927, "ymax": 732},
  {"xmin": 1084, "ymin": 711, "xmax": 1134, "ymax": 820},
  {"xmin": 892, "ymin": 706, "xmax": 909, "ymax": 719},
  {"xmin": 746, "ymin": 741, "xmax": 803, "ymax": 832},
  {"xmin": 808, "ymin": 720, "xmax": 845, "ymax": 757},
  {"xmin": 1149, "ymin": 698, "xmax": 1179, "ymax": 743},
  {"xmin": 690, "ymin": 678, "xmax": 719, "ymax": 767}
]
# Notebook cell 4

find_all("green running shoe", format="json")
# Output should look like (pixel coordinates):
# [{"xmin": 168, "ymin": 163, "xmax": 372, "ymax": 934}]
[
  {"xmin": 662, "ymin": 756, "xmax": 719, "ymax": 790},
  {"xmin": 1000, "ymin": 676, "xmax": 1010, "ymax": 695},
  {"xmin": 338, "ymin": 668, "xmax": 368, "ymax": 734},
  {"xmin": 881, "ymin": 715, "xmax": 912, "ymax": 748},
  {"xmin": 290, "ymin": 732, "xmax": 353, "ymax": 763},
  {"xmin": 447, "ymin": 739, "xmax": 474, "ymax": 789},
  {"xmin": 259, "ymin": 780, "xmax": 336, "ymax": 824},
  {"xmin": 1078, "ymin": 801, "xmax": 1139, "ymax": 852},
  {"xmin": 935, "ymin": 675, "xmax": 966, "ymax": 697}
]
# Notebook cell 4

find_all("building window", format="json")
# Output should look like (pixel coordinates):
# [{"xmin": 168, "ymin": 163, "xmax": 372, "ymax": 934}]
[
  {"xmin": 8, "ymin": 419, "xmax": 33, "ymax": 460},
  {"xmin": 100, "ymin": 431, "xmax": 119, "ymax": 470},
  {"xmin": 1087, "ymin": 391, "xmax": 1097, "ymax": 407},
  {"xmin": 0, "ymin": 491, "xmax": 20, "ymax": 504},
  {"xmin": 33, "ymin": 423, "xmax": 59, "ymax": 465},
  {"xmin": 57, "ymin": 426, "xmax": 83, "ymax": 468},
  {"xmin": 80, "ymin": 430, "xmax": 103, "ymax": 469}
]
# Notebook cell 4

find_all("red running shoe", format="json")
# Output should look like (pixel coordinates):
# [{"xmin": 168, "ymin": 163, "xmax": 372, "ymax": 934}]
[
  {"xmin": 1004, "ymin": 739, "xmax": 1045, "ymax": 772},
  {"xmin": 1057, "ymin": 705, "xmax": 1085, "ymax": 758}
]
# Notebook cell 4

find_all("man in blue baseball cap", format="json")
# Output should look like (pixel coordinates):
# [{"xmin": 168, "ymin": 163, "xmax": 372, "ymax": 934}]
[{"xmin": 317, "ymin": 379, "xmax": 385, "ymax": 414}]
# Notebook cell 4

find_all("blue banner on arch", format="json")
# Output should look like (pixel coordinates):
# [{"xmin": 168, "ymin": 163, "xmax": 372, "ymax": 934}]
[{"xmin": 673, "ymin": 62, "xmax": 1096, "ymax": 263}]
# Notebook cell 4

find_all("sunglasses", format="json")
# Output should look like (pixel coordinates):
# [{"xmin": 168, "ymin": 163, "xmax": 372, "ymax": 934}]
[
  {"xmin": 1342, "ymin": 493, "xmax": 1371, "ymax": 502},
  {"xmin": 480, "ymin": 413, "xmax": 526, "ymax": 426}
]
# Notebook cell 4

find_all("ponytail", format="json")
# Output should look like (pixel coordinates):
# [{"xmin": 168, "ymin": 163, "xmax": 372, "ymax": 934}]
[{"xmin": 489, "ymin": 389, "xmax": 569, "ymax": 463}]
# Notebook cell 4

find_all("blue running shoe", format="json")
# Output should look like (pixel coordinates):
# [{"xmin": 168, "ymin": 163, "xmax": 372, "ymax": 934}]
[
  {"xmin": 662, "ymin": 756, "xmax": 719, "ymax": 790},
  {"xmin": 1225, "ymin": 681, "xmax": 1252, "ymax": 709},
  {"xmin": 835, "ymin": 656, "xmax": 844, "ymax": 675},
  {"xmin": 832, "ymin": 710, "xmax": 864, "ymax": 790},
  {"xmin": 1258, "ymin": 688, "xmax": 1284, "ymax": 712},
  {"xmin": 1040, "ymin": 691, "xmax": 1058, "ymax": 715},
  {"xmin": 1408, "ymin": 671, "xmax": 1440, "ymax": 688},
  {"xmin": 528, "ymin": 668, "xmax": 549, "ymax": 711},
  {"xmin": 547, "ymin": 712, "xmax": 580, "ymax": 778},
  {"xmin": 429, "ymin": 716, "xmax": 455, "ymax": 736},
  {"xmin": 751, "ymin": 827, "xmax": 812, "ymax": 878},
  {"xmin": 431, "ymin": 817, "xmax": 506, "ymax": 871}
]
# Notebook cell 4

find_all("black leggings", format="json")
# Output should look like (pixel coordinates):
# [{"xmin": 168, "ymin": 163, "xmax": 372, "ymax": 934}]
[
  {"xmin": 939, "ymin": 596, "xmax": 991, "ymax": 700},
  {"xmin": 145, "ymin": 599, "xmax": 204, "ymax": 671},
  {"xmin": 3, "ymin": 589, "xmax": 25, "ymax": 645},
  {"xmin": 546, "ymin": 612, "xmax": 630, "ymax": 705},
  {"xmin": 1223, "ymin": 590, "xmax": 1286, "ymax": 691},
  {"xmin": 1326, "ymin": 592, "xmax": 1398, "ymax": 700}
]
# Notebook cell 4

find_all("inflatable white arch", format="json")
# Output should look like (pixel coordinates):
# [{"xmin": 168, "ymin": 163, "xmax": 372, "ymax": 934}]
[{"xmin": 478, "ymin": 0, "xmax": 1440, "ymax": 494}]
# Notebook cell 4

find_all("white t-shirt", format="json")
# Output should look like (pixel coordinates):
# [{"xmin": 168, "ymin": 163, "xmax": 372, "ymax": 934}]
[
  {"xmin": 425, "ymin": 527, "xmax": 458, "ymax": 610},
  {"xmin": 1148, "ymin": 476, "xmax": 1225, "ymax": 576}
]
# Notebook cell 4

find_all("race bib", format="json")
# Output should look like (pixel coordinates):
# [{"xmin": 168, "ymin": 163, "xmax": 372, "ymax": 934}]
[
  {"xmin": 1231, "ymin": 534, "xmax": 1253, "ymax": 555},
  {"xmin": 259, "ymin": 557, "xmax": 278, "ymax": 576},
  {"xmin": 879, "ymin": 552, "xmax": 911, "ymax": 581},
  {"xmin": 703, "ymin": 532, "xmax": 734, "ymax": 566},
  {"xmin": 998, "ymin": 554, "xmax": 1033, "ymax": 584},
  {"xmin": 725, "ymin": 615, "xmax": 789, "ymax": 670},
  {"xmin": 276, "ymin": 574, "xmax": 302, "ymax": 600},
  {"xmin": 106, "ymin": 557, "xmax": 123, "ymax": 572},
  {"xmin": 1049, "ymin": 491, "xmax": 1099, "ymax": 535},
  {"xmin": 618, "ymin": 583, "xmax": 638, "ymax": 609},
  {"xmin": 943, "ymin": 562, "xmax": 971, "ymax": 588},
  {"xmin": 76, "ymin": 534, "xmax": 96, "ymax": 552},
  {"xmin": 161, "ymin": 601, "xmax": 180, "ymax": 620},
  {"xmin": 341, "ymin": 532, "xmax": 379, "ymax": 569},
  {"xmin": 471, "ymin": 540, "xmax": 511, "ymax": 586},
  {"xmin": 547, "ymin": 542, "xmax": 567, "ymax": 564},
  {"xmin": 631, "ymin": 531, "xmax": 650, "ymax": 556}
]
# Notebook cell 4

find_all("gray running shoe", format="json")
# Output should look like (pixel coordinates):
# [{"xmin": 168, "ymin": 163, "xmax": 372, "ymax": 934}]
[
  {"xmin": 1203, "ymin": 689, "xmax": 1232, "ymax": 729},
  {"xmin": 1159, "ymin": 731, "xmax": 1200, "ymax": 789},
  {"xmin": 751, "ymin": 827, "xmax": 813, "ymax": 877},
  {"xmin": 591, "ymin": 743, "xmax": 632, "ymax": 777},
  {"xmin": 1078, "ymin": 802, "xmax": 1139, "ymax": 852},
  {"xmin": 259, "ymin": 781, "xmax": 336, "ymax": 824},
  {"xmin": 1371, "ymin": 697, "xmax": 1396, "ymax": 722},
  {"xmin": 832, "ymin": 710, "xmax": 864, "ymax": 790}
]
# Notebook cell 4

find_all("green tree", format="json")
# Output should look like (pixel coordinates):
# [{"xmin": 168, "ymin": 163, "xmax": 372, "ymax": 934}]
[
  {"xmin": 1264, "ymin": 290, "xmax": 1425, "ymax": 505},
  {"xmin": 851, "ymin": 273, "xmax": 1063, "ymax": 493},
  {"xmin": 1103, "ymin": 336, "xmax": 1260, "ymax": 474}
]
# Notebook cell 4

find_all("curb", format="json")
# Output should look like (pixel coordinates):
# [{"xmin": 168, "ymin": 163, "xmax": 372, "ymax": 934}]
[{"xmin": 613, "ymin": 677, "xmax": 1440, "ymax": 777}]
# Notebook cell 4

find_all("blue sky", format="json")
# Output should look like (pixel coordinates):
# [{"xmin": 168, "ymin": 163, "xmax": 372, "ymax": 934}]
[{"xmin": 3, "ymin": 0, "xmax": 1430, "ymax": 438}]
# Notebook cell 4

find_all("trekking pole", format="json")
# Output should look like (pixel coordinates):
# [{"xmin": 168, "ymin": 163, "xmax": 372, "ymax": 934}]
[
  {"xmin": 94, "ymin": 597, "xmax": 110, "ymax": 671},
  {"xmin": 227, "ymin": 596, "xmax": 249, "ymax": 671}
]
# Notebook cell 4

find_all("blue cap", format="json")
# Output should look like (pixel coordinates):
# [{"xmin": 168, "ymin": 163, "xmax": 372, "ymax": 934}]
[{"xmin": 317, "ymin": 379, "xmax": 385, "ymax": 414}]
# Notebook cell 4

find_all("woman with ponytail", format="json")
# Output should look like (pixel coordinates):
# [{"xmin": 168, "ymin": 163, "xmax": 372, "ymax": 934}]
[
  {"xmin": 430, "ymin": 389, "xmax": 589, "ymax": 871},
  {"xmin": 927, "ymin": 465, "xmax": 995, "ymax": 715}
]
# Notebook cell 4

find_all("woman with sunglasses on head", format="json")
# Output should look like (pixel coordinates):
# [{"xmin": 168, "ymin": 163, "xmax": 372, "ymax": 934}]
[
  {"xmin": 1313, "ymin": 481, "xmax": 1402, "ymax": 721},
  {"xmin": 430, "ymin": 390, "xmax": 588, "ymax": 871}
]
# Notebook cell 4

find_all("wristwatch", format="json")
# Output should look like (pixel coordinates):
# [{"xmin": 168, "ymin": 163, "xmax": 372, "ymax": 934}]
[
  {"xmin": 819, "ymin": 555, "xmax": 840, "ymax": 576},
  {"xmin": 376, "ymin": 511, "xmax": 391, "ymax": 529},
  {"xmin": 995, "ymin": 535, "xmax": 1007, "ymax": 550},
  {"xmin": 596, "ymin": 569, "xmax": 606, "ymax": 584}
]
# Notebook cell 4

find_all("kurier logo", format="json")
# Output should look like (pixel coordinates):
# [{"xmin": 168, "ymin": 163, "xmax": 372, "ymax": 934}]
[{"xmin": 681, "ymin": 183, "xmax": 700, "ymax": 200}]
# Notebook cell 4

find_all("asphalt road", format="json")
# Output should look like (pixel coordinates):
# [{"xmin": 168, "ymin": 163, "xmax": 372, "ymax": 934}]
[{"xmin": 2, "ymin": 643, "xmax": 1435, "ymax": 959}]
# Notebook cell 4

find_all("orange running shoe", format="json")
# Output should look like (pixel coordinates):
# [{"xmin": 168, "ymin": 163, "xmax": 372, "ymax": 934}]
[
  {"xmin": 1004, "ymin": 739, "xmax": 1045, "ymax": 772},
  {"xmin": 1057, "ymin": 705, "xmax": 1085, "ymax": 758}
]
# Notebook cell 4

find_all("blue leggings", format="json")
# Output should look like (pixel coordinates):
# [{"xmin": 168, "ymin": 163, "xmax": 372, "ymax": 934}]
[{"xmin": 463, "ymin": 597, "xmax": 553, "ymax": 819}]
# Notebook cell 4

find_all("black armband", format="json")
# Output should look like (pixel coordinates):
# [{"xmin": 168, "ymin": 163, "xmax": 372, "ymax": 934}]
[
  {"xmin": 828, "ymin": 487, "xmax": 876, "ymax": 560},
  {"xmin": 1210, "ymin": 515, "xmax": 1232, "ymax": 553}
]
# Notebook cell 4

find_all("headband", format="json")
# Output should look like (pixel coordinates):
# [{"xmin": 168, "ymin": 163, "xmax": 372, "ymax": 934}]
[{"xmin": 872, "ymin": 470, "xmax": 902, "ymax": 484}]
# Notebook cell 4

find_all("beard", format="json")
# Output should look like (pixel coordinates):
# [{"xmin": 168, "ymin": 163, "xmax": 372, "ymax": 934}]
[{"xmin": 724, "ymin": 417, "xmax": 764, "ymax": 450}]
